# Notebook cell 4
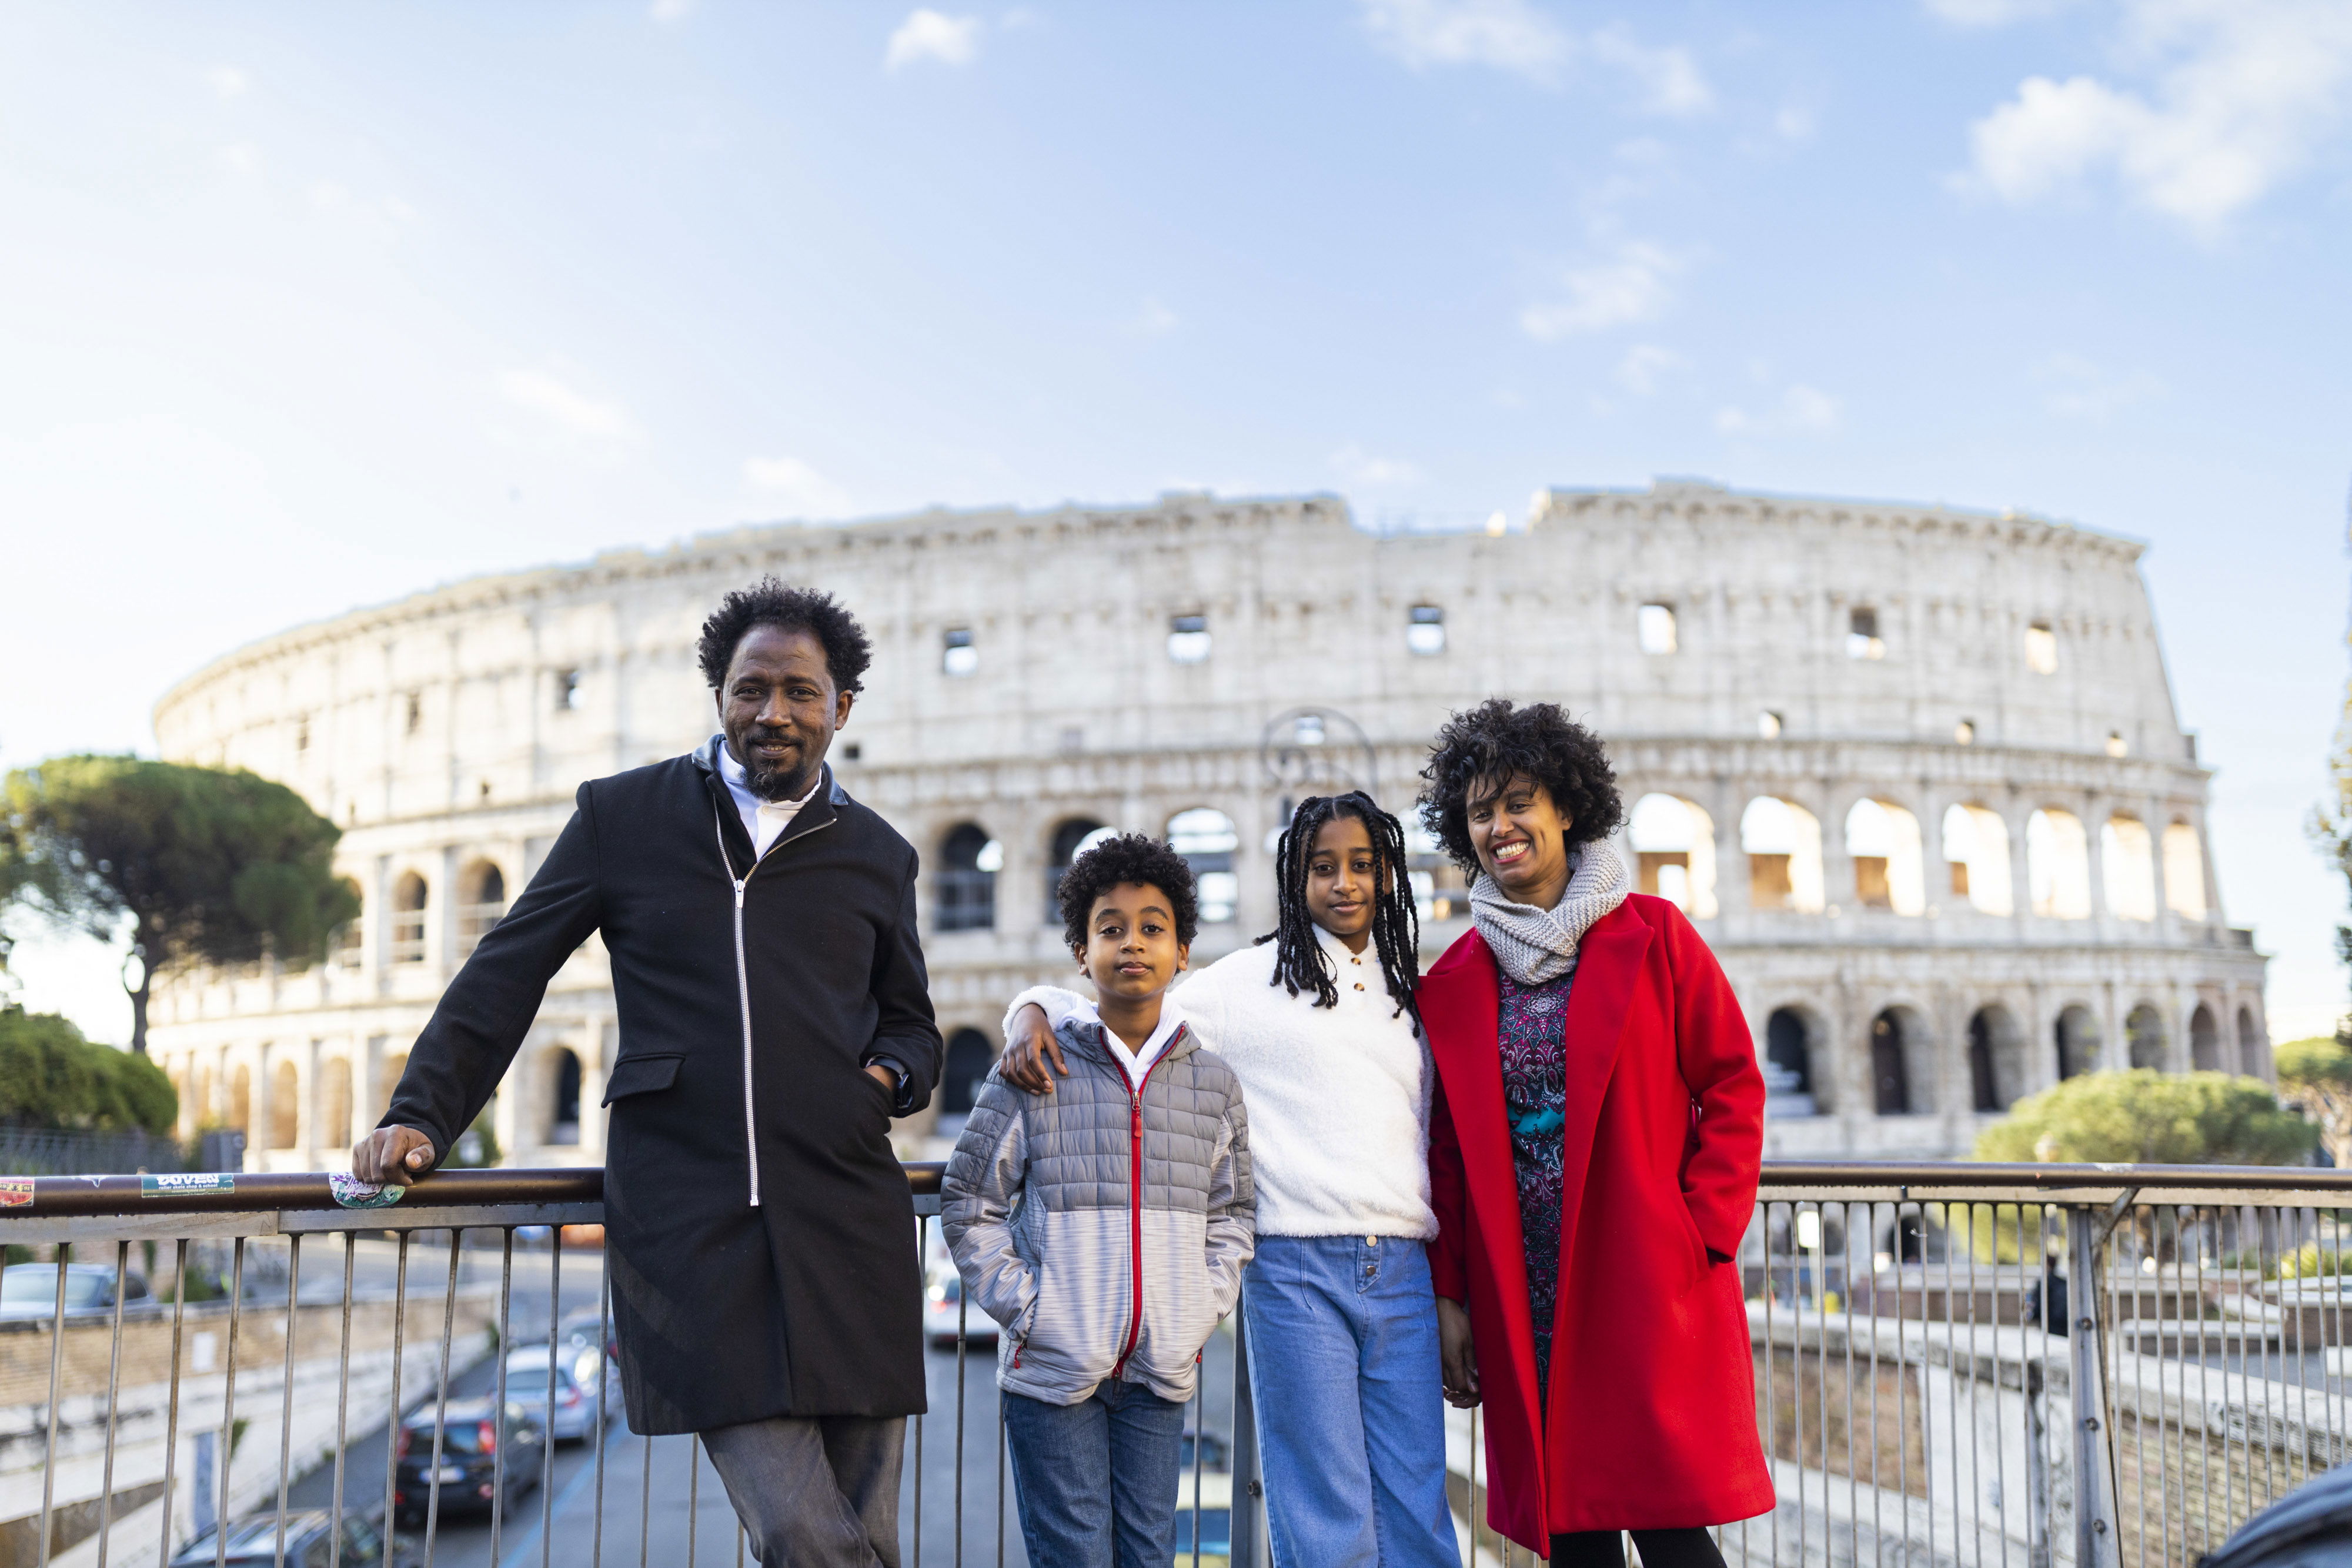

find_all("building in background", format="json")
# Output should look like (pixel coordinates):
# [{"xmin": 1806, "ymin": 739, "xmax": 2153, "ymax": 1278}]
[{"xmin": 145, "ymin": 479, "xmax": 2267, "ymax": 1169}]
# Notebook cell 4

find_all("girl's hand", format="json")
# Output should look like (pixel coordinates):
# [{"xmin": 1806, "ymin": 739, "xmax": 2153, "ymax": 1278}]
[
  {"xmin": 999, "ymin": 1003, "xmax": 1067, "ymax": 1094},
  {"xmin": 1437, "ymin": 1295, "xmax": 1481, "ymax": 1408}
]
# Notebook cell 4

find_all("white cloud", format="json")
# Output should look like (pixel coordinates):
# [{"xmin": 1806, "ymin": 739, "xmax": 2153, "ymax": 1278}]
[
  {"xmin": 207, "ymin": 66, "xmax": 249, "ymax": 99},
  {"xmin": 1958, "ymin": 0, "xmax": 2352, "ymax": 229},
  {"xmin": 1715, "ymin": 383, "xmax": 1842, "ymax": 436},
  {"xmin": 649, "ymin": 0, "xmax": 694, "ymax": 20},
  {"xmin": 2031, "ymin": 352, "xmax": 2165, "ymax": 417},
  {"xmin": 1616, "ymin": 343, "xmax": 1684, "ymax": 396},
  {"xmin": 1357, "ymin": 0, "xmax": 1710, "ymax": 111},
  {"xmin": 744, "ymin": 456, "xmax": 854, "ymax": 517},
  {"xmin": 1129, "ymin": 296, "xmax": 1178, "ymax": 337},
  {"xmin": 887, "ymin": 9, "xmax": 983, "ymax": 70},
  {"xmin": 1331, "ymin": 444, "xmax": 1424, "ymax": 486},
  {"xmin": 500, "ymin": 369, "xmax": 638, "ymax": 442},
  {"xmin": 1774, "ymin": 104, "xmax": 1816, "ymax": 142},
  {"xmin": 1519, "ymin": 240, "xmax": 1683, "ymax": 341},
  {"xmin": 1925, "ymin": 0, "xmax": 2079, "ymax": 24}
]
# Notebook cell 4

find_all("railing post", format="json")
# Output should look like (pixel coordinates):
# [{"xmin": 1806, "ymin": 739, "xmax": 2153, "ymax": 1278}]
[
  {"xmin": 2068, "ymin": 1203, "xmax": 2122, "ymax": 1568},
  {"xmin": 1230, "ymin": 1300, "xmax": 1263, "ymax": 1568}
]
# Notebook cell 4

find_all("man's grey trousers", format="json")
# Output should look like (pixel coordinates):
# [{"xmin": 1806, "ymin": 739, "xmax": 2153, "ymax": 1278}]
[{"xmin": 703, "ymin": 1415, "xmax": 905, "ymax": 1566}]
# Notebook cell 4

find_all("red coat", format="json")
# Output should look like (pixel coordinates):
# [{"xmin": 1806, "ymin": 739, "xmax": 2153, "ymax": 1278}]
[{"xmin": 1425, "ymin": 895, "xmax": 1774, "ymax": 1552}]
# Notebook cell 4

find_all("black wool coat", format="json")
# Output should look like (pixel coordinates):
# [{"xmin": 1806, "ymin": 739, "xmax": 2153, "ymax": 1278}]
[{"xmin": 381, "ymin": 740, "xmax": 942, "ymax": 1433}]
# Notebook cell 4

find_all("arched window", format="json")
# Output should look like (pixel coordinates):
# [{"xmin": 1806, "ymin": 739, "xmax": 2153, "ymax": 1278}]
[
  {"xmin": 319, "ymin": 1057, "xmax": 352, "ymax": 1151},
  {"xmin": 1168, "ymin": 808, "xmax": 1240, "ymax": 924},
  {"xmin": 457, "ymin": 861, "xmax": 507, "ymax": 953},
  {"xmin": 941, "ymin": 1029, "xmax": 994, "ymax": 1118},
  {"xmin": 334, "ymin": 880, "xmax": 365, "ymax": 968},
  {"xmin": 1940, "ymin": 804, "xmax": 2014, "ymax": 916},
  {"xmin": 2163, "ymin": 821, "xmax": 2208, "ymax": 919},
  {"xmin": 269, "ymin": 1061, "xmax": 300, "ymax": 1150},
  {"xmin": 2190, "ymin": 1004, "xmax": 2221, "ymax": 1072},
  {"xmin": 2100, "ymin": 817, "xmax": 2156, "ymax": 922},
  {"xmin": 1845, "ymin": 799, "xmax": 1925, "ymax": 915},
  {"xmin": 2126, "ymin": 1002, "xmax": 2167, "ymax": 1069},
  {"xmin": 2054, "ymin": 1005, "xmax": 2100, "ymax": 1080},
  {"xmin": 1871, "ymin": 1008, "xmax": 1927, "ymax": 1115},
  {"xmin": 1762, "ymin": 1008, "xmax": 1818, "ymax": 1117},
  {"xmin": 1045, "ymin": 818, "xmax": 1112, "ymax": 924},
  {"xmin": 1740, "ymin": 797, "xmax": 1823, "ymax": 913},
  {"xmin": 390, "ymin": 872, "xmax": 429, "ymax": 964},
  {"xmin": 2238, "ymin": 1007, "xmax": 2263, "ymax": 1076},
  {"xmin": 547, "ymin": 1047, "xmax": 582, "ymax": 1145},
  {"xmin": 937, "ymin": 824, "xmax": 1002, "ymax": 932},
  {"xmin": 229, "ymin": 1064, "xmax": 252, "ymax": 1134},
  {"xmin": 1967, "ymin": 1006, "xmax": 2023, "ymax": 1112},
  {"xmin": 379, "ymin": 1053, "xmax": 408, "ymax": 1114},
  {"xmin": 189, "ymin": 1064, "xmax": 212, "ymax": 1136},
  {"xmin": 2026, "ymin": 809, "xmax": 2091, "ymax": 919},
  {"xmin": 1628, "ymin": 794, "xmax": 1718, "ymax": 918}
]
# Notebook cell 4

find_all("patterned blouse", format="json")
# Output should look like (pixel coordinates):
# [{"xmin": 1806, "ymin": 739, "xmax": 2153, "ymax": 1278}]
[{"xmin": 1496, "ymin": 967, "xmax": 1575, "ymax": 1398}]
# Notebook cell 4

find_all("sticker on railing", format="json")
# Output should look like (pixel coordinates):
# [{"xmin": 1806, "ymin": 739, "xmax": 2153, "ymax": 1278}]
[
  {"xmin": 329, "ymin": 1174, "xmax": 405, "ymax": 1209},
  {"xmin": 0, "ymin": 1178, "xmax": 31, "ymax": 1209},
  {"xmin": 141, "ymin": 1172, "xmax": 235, "ymax": 1196}
]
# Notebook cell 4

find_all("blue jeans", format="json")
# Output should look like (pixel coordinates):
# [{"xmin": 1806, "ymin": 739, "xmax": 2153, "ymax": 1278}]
[
  {"xmin": 1244, "ymin": 1235, "xmax": 1458, "ymax": 1568},
  {"xmin": 1002, "ymin": 1379, "xmax": 1188, "ymax": 1568}
]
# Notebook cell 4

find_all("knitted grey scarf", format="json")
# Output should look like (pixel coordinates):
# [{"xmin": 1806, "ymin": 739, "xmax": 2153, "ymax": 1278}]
[{"xmin": 1468, "ymin": 840, "xmax": 1633, "ymax": 987}]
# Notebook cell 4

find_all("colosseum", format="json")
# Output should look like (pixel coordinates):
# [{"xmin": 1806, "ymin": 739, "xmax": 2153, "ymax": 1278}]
[{"xmin": 145, "ymin": 477, "xmax": 2269, "ymax": 1171}]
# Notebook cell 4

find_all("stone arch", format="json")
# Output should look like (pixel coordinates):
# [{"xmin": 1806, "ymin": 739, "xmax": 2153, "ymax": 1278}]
[
  {"xmin": 457, "ymin": 859, "xmax": 507, "ymax": 952},
  {"xmin": 1762, "ymin": 1005, "xmax": 1826, "ymax": 1116},
  {"xmin": 229, "ymin": 1063, "xmax": 252, "ymax": 1134},
  {"xmin": 2163, "ymin": 820, "xmax": 2208, "ymax": 919},
  {"xmin": 1628, "ymin": 793, "xmax": 1718, "ymax": 918},
  {"xmin": 937, "ymin": 823, "xmax": 1001, "ymax": 932},
  {"xmin": 1967, "ymin": 1004, "xmax": 2026, "ymax": 1111},
  {"xmin": 378, "ymin": 1052, "xmax": 409, "ymax": 1112},
  {"xmin": 1045, "ymin": 818, "xmax": 1112, "ymax": 925},
  {"xmin": 1741, "ymin": 797, "xmax": 1824, "ymax": 914},
  {"xmin": 1845, "ymin": 798, "xmax": 1925, "ymax": 915},
  {"xmin": 1168, "ymin": 807, "xmax": 1240, "ymax": 924},
  {"xmin": 2190, "ymin": 1004, "xmax": 2221, "ymax": 1072},
  {"xmin": 941, "ymin": 1028, "xmax": 995, "ymax": 1118},
  {"xmin": 268, "ymin": 1060, "xmax": 300, "ymax": 1150},
  {"xmin": 2026, "ymin": 808, "xmax": 2091, "ymax": 919},
  {"xmin": 319, "ymin": 1056, "xmax": 353, "ymax": 1151},
  {"xmin": 1870, "ymin": 1005, "xmax": 1933, "ymax": 1115},
  {"xmin": 2237, "ymin": 1007, "xmax": 2264, "ymax": 1076},
  {"xmin": 390, "ymin": 871, "xmax": 429, "ymax": 963},
  {"xmin": 2100, "ymin": 816, "xmax": 2156, "ymax": 922},
  {"xmin": 2054, "ymin": 1004, "xmax": 2100, "ymax": 1080},
  {"xmin": 2126, "ymin": 1002, "xmax": 2167, "ymax": 1070},
  {"xmin": 334, "ymin": 878, "xmax": 365, "ymax": 967},
  {"xmin": 546, "ymin": 1045, "xmax": 583, "ymax": 1145},
  {"xmin": 1940, "ymin": 803, "xmax": 2014, "ymax": 917}
]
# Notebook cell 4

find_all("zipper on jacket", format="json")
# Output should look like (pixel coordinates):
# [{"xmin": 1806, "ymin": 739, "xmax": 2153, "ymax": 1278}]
[
  {"xmin": 1107, "ymin": 1027, "xmax": 1177, "ymax": 1382},
  {"xmin": 710, "ymin": 797, "xmax": 836, "ymax": 1209}
]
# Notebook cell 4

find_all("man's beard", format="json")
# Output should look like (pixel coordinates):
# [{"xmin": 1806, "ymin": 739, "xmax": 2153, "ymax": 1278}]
[{"xmin": 739, "ymin": 733, "xmax": 813, "ymax": 801}]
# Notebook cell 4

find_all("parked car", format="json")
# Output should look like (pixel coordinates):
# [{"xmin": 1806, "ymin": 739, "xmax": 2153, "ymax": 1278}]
[
  {"xmin": 552, "ymin": 1303, "xmax": 619, "ymax": 1362},
  {"xmin": 0, "ymin": 1263, "xmax": 148, "ymax": 1320},
  {"xmin": 923, "ymin": 1265, "xmax": 998, "ymax": 1349},
  {"xmin": 1171, "ymin": 1470, "xmax": 1233, "ymax": 1567},
  {"xmin": 390, "ymin": 1397, "xmax": 544, "ymax": 1524},
  {"xmin": 1178, "ymin": 1427, "xmax": 1231, "ymax": 1473},
  {"xmin": 500, "ymin": 1342, "xmax": 613, "ymax": 1442},
  {"xmin": 169, "ymin": 1507, "xmax": 415, "ymax": 1567}
]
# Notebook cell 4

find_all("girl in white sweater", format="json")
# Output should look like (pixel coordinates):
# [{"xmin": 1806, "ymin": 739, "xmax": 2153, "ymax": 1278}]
[{"xmin": 1000, "ymin": 792, "xmax": 1458, "ymax": 1568}]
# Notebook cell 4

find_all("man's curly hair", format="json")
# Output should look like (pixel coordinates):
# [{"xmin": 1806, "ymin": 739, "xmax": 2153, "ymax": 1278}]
[
  {"xmin": 696, "ymin": 577, "xmax": 874, "ymax": 694},
  {"xmin": 1057, "ymin": 833, "xmax": 1200, "ymax": 950},
  {"xmin": 1417, "ymin": 698, "xmax": 1624, "ymax": 872}
]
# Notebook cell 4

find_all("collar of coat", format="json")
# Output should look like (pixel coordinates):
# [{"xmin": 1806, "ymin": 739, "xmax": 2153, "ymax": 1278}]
[
  {"xmin": 693, "ymin": 734, "xmax": 852, "ymax": 872},
  {"xmin": 1049, "ymin": 1009, "xmax": 1200, "ymax": 1079}
]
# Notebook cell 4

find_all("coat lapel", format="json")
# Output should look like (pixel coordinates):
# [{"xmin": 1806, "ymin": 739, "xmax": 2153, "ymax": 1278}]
[{"xmin": 1419, "ymin": 939, "xmax": 1538, "ymax": 1363}]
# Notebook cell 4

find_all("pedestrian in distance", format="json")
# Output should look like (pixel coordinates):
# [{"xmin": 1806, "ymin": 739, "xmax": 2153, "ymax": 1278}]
[
  {"xmin": 1000, "ymin": 791, "xmax": 1461, "ymax": 1568},
  {"xmin": 354, "ymin": 578, "xmax": 942, "ymax": 1568},
  {"xmin": 1416, "ymin": 698, "xmax": 1773, "ymax": 1567},
  {"xmin": 942, "ymin": 834, "xmax": 1255, "ymax": 1568}
]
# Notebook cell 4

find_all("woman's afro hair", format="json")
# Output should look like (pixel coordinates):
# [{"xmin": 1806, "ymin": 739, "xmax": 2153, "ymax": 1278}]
[
  {"xmin": 1417, "ymin": 698, "xmax": 1623, "ymax": 872},
  {"xmin": 696, "ymin": 577, "xmax": 874, "ymax": 695},
  {"xmin": 1057, "ymin": 833, "xmax": 1200, "ymax": 950}
]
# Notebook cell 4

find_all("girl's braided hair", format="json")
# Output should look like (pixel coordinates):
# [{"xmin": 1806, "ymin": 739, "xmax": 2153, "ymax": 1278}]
[{"xmin": 1254, "ymin": 791, "xmax": 1421, "ymax": 1024}]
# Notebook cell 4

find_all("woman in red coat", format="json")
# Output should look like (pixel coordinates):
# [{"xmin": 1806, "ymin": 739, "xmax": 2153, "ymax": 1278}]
[{"xmin": 1417, "ymin": 700, "xmax": 1773, "ymax": 1566}]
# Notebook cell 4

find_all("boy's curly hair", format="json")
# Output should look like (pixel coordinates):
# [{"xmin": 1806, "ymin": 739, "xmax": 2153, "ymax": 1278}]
[
  {"xmin": 695, "ymin": 577, "xmax": 873, "ymax": 694},
  {"xmin": 1057, "ymin": 833, "xmax": 1200, "ymax": 950},
  {"xmin": 1416, "ymin": 698, "xmax": 1623, "ymax": 871}
]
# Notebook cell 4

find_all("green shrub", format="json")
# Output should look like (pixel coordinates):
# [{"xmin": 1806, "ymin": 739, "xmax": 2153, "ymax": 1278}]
[
  {"xmin": 1975, "ymin": 1069, "xmax": 2314, "ymax": 1166},
  {"xmin": 0, "ymin": 1007, "xmax": 176, "ymax": 1134}
]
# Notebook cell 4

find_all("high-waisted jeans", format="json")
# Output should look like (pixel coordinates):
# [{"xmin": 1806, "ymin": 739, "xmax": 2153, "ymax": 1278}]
[{"xmin": 1242, "ymin": 1234, "xmax": 1459, "ymax": 1568}]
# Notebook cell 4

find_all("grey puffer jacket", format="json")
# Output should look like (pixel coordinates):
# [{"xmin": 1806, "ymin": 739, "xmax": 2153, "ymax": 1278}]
[{"xmin": 941, "ymin": 1017, "xmax": 1254, "ymax": 1406}]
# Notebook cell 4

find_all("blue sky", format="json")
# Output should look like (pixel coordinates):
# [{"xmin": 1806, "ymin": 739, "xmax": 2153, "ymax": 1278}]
[{"xmin": 3, "ymin": 0, "xmax": 2350, "ymax": 1042}]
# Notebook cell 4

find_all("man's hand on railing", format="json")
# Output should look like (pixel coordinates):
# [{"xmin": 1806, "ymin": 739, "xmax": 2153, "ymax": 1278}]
[
  {"xmin": 353, "ymin": 1125, "xmax": 437, "ymax": 1185},
  {"xmin": 998, "ymin": 1002, "xmax": 1069, "ymax": 1094},
  {"xmin": 1436, "ymin": 1295, "xmax": 1480, "ymax": 1409}
]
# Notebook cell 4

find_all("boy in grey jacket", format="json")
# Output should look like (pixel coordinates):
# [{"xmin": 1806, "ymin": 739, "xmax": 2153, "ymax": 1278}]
[{"xmin": 943, "ymin": 834, "xmax": 1254, "ymax": 1568}]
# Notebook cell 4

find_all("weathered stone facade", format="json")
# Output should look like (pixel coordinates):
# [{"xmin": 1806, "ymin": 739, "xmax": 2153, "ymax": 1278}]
[{"xmin": 145, "ymin": 479, "xmax": 2266, "ymax": 1169}]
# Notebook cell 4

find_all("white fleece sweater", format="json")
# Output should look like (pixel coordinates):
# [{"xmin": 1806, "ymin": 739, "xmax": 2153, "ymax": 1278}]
[{"xmin": 1004, "ymin": 927, "xmax": 1436, "ymax": 1241}]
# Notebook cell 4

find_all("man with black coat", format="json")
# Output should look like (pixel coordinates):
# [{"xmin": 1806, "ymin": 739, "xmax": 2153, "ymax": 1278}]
[{"xmin": 355, "ymin": 579, "xmax": 941, "ymax": 1567}]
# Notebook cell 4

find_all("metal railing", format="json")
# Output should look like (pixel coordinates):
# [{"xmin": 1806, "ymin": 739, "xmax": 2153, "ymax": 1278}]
[{"xmin": 5, "ymin": 1161, "xmax": 2350, "ymax": 1567}]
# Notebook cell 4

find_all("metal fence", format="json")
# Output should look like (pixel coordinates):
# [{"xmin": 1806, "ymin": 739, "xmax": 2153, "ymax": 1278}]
[
  {"xmin": 0, "ymin": 1127, "xmax": 190, "ymax": 1178},
  {"xmin": 4, "ymin": 1162, "xmax": 2350, "ymax": 1567}
]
